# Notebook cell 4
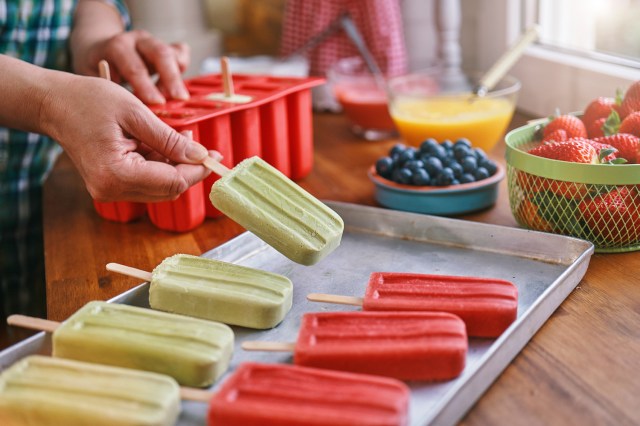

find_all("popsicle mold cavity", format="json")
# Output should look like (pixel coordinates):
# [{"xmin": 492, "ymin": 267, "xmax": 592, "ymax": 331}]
[
  {"xmin": 209, "ymin": 157, "xmax": 344, "ymax": 265},
  {"xmin": 150, "ymin": 254, "xmax": 293, "ymax": 329},
  {"xmin": 364, "ymin": 272, "xmax": 518, "ymax": 337},
  {"xmin": 209, "ymin": 362, "xmax": 410, "ymax": 426},
  {"xmin": 52, "ymin": 301, "xmax": 234, "ymax": 387},
  {"xmin": 0, "ymin": 355, "xmax": 180, "ymax": 426},
  {"xmin": 294, "ymin": 311, "xmax": 467, "ymax": 381}
]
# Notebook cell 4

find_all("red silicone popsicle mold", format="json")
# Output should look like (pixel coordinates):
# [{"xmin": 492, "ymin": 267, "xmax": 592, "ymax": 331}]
[{"xmin": 92, "ymin": 74, "xmax": 324, "ymax": 231}]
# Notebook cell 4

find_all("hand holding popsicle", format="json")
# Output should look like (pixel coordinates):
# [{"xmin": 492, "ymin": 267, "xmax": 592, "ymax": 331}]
[
  {"xmin": 8, "ymin": 301, "xmax": 234, "ymax": 387},
  {"xmin": 307, "ymin": 272, "xmax": 518, "ymax": 338},
  {"xmin": 107, "ymin": 254, "xmax": 293, "ymax": 329}
]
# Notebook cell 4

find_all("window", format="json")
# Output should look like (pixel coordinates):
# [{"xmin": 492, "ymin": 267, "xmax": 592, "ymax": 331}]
[
  {"xmin": 535, "ymin": 0, "xmax": 640, "ymax": 68},
  {"xmin": 463, "ymin": 0, "xmax": 640, "ymax": 118}
]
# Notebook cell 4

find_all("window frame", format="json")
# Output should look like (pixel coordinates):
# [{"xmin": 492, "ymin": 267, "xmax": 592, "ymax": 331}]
[{"xmin": 467, "ymin": 0, "xmax": 639, "ymax": 117}]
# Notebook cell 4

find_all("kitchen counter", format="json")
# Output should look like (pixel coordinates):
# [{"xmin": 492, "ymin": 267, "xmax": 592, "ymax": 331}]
[{"xmin": 32, "ymin": 112, "xmax": 640, "ymax": 424}]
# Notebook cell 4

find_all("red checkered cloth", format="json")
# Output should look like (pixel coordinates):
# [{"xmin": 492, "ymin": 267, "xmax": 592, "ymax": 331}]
[{"xmin": 279, "ymin": 0, "xmax": 407, "ymax": 78}]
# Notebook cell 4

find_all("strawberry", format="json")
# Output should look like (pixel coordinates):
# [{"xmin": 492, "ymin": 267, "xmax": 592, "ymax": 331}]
[
  {"xmin": 620, "ymin": 81, "xmax": 640, "ymax": 119},
  {"xmin": 542, "ymin": 128, "xmax": 568, "ymax": 143},
  {"xmin": 543, "ymin": 114, "xmax": 588, "ymax": 140},
  {"xmin": 586, "ymin": 117, "xmax": 607, "ymax": 138},
  {"xmin": 582, "ymin": 96, "xmax": 620, "ymax": 126},
  {"xmin": 578, "ymin": 187, "xmax": 640, "ymax": 245},
  {"xmin": 581, "ymin": 140, "xmax": 618, "ymax": 163},
  {"xmin": 516, "ymin": 199, "xmax": 554, "ymax": 232},
  {"xmin": 528, "ymin": 140, "xmax": 597, "ymax": 163},
  {"xmin": 594, "ymin": 133, "xmax": 640, "ymax": 163},
  {"xmin": 619, "ymin": 111, "xmax": 640, "ymax": 138}
]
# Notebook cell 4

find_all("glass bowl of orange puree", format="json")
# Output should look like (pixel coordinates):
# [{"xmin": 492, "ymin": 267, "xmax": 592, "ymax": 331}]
[
  {"xmin": 327, "ymin": 57, "xmax": 398, "ymax": 141},
  {"xmin": 387, "ymin": 69, "xmax": 520, "ymax": 152}
]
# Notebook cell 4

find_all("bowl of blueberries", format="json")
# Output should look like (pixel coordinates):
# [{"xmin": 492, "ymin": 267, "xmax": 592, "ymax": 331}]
[{"xmin": 369, "ymin": 138, "xmax": 504, "ymax": 216}]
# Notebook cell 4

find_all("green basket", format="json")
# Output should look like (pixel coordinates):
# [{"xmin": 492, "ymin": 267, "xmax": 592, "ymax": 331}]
[{"xmin": 505, "ymin": 120, "xmax": 640, "ymax": 253}]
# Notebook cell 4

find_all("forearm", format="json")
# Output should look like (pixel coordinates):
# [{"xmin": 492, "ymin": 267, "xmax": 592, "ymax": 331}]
[
  {"xmin": 0, "ymin": 54, "xmax": 70, "ymax": 136},
  {"xmin": 70, "ymin": 0, "xmax": 125, "ymax": 75}
]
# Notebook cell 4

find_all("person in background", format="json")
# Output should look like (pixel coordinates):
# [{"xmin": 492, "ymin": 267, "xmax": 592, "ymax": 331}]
[{"xmin": 0, "ymin": 0, "xmax": 214, "ymax": 322}]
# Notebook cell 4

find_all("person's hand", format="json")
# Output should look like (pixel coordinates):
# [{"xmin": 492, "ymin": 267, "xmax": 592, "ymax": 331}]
[
  {"xmin": 75, "ymin": 30, "xmax": 191, "ymax": 105},
  {"xmin": 96, "ymin": 30, "xmax": 190, "ymax": 104},
  {"xmin": 41, "ymin": 73, "xmax": 216, "ymax": 203}
]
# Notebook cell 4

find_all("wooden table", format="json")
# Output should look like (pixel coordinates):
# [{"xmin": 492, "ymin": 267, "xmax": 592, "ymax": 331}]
[{"xmin": 37, "ymin": 112, "xmax": 640, "ymax": 425}]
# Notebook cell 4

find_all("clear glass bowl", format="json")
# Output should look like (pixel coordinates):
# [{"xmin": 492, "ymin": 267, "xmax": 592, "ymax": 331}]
[
  {"xmin": 387, "ymin": 68, "xmax": 520, "ymax": 152},
  {"xmin": 327, "ymin": 57, "xmax": 397, "ymax": 141}
]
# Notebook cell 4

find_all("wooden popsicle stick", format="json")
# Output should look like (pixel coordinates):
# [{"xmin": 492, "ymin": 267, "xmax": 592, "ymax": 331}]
[
  {"xmin": 98, "ymin": 59, "xmax": 111, "ymax": 81},
  {"xmin": 106, "ymin": 263, "xmax": 153, "ymax": 282},
  {"xmin": 241, "ymin": 341, "xmax": 296, "ymax": 352},
  {"xmin": 180, "ymin": 130, "xmax": 230, "ymax": 176},
  {"xmin": 180, "ymin": 387, "xmax": 214, "ymax": 402},
  {"xmin": 221, "ymin": 56, "xmax": 233, "ymax": 98},
  {"xmin": 7, "ymin": 314, "xmax": 60, "ymax": 333},
  {"xmin": 306, "ymin": 293, "xmax": 364, "ymax": 306}
]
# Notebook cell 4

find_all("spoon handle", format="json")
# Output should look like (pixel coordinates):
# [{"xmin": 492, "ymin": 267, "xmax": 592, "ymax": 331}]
[{"xmin": 475, "ymin": 25, "xmax": 540, "ymax": 96}]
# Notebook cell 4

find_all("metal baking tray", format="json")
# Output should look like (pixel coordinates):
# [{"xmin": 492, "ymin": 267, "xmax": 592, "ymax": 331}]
[{"xmin": 0, "ymin": 201, "xmax": 594, "ymax": 426}]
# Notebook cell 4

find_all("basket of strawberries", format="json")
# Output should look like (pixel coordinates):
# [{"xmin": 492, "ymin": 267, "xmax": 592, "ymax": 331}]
[{"xmin": 505, "ymin": 81, "xmax": 640, "ymax": 252}]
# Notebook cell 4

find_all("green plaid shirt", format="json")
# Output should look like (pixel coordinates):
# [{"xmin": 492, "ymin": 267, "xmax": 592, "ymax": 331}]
[{"xmin": 1, "ymin": 0, "xmax": 129, "ymax": 318}]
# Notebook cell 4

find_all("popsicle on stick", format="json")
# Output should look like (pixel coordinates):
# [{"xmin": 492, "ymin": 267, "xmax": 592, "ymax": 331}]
[
  {"xmin": 7, "ymin": 301, "xmax": 234, "ymax": 387},
  {"xmin": 0, "ymin": 355, "xmax": 181, "ymax": 426},
  {"xmin": 107, "ymin": 254, "xmax": 293, "ymax": 329},
  {"xmin": 307, "ymin": 272, "xmax": 518, "ymax": 338},
  {"xmin": 208, "ymin": 362, "xmax": 410, "ymax": 426},
  {"xmin": 206, "ymin": 56, "xmax": 253, "ymax": 103},
  {"xmin": 209, "ymin": 156, "xmax": 344, "ymax": 265},
  {"xmin": 242, "ymin": 311, "xmax": 467, "ymax": 381}
]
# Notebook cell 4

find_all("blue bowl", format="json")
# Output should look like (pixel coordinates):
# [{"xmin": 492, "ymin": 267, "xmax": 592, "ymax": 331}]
[{"xmin": 368, "ymin": 163, "xmax": 505, "ymax": 216}]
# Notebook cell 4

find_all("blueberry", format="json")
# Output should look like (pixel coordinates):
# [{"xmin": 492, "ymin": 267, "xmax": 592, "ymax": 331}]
[
  {"xmin": 448, "ymin": 162, "xmax": 463, "ymax": 179},
  {"xmin": 474, "ymin": 167, "xmax": 490, "ymax": 181},
  {"xmin": 424, "ymin": 157, "xmax": 443, "ymax": 176},
  {"xmin": 453, "ymin": 144, "xmax": 472, "ymax": 161},
  {"xmin": 478, "ymin": 158, "xmax": 498, "ymax": 175},
  {"xmin": 460, "ymin": 173, "xmax": 476, "ymax": 184},
  {"xmin": 454, "ymin": 138, "xmax": 472, "ymax": 148},
  {"xmin": 411, "ymin": 169, "xmax": 431, "ymax": 186},
  {"xmin": 461, "ymin": 155, "xmax": 478, "ymax": 173},
  {"xmin": 435, "ymin": 167, "xmax": 454, "ymax": 186},
  {"xmin": 397, "ymin": 147, "xmax": 417, "ymax": 165},
  {"xmin": 451, "ymin": 179, "xmax": 460, "ymax": 185},
  {"xmin": 419, "ymin": 138, "xmax": 440, "ymax": 154},
  {"xmin": 474, "ymin": 148, "xmax": 487, "ymax": 160},
  {"xmin": 405, "ymin": 159, "xmax": 425, "ymax": 172},
  {"xmin": 392, "ymin": 167, "xmax": 413, "ymax": 184},
  {"xmin": 375, "ymin": 156, "xmax": 395, "ymax": 178},
  {"xmin": 390, "ymin": 143, "xmax": 406, "ymax": 158},
  {"xmin": 442, "ymin": 156, "xmax": 458, "ymax": 167},
  {"xmin": 432, "ymin": 144, "xmax": 448, "ymax": 161},
  {"xmin": 442, "ymin": 139, "xmax": 454, "ymax": 150}
]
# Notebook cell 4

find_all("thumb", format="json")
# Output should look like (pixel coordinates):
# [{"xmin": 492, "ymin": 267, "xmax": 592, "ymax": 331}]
[{"xmin": 125, "ymin": 109, "xmax": 208, "ymax": 164}]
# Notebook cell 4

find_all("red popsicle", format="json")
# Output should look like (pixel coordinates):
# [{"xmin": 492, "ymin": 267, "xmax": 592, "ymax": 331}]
[
  {"xmin": 208, "ymin": 362, "xmax": 410, "ymax": 426},
  {"xmin": 242, "ymin": 311, "xmax": 467, "ymax": 381},
  {"xmin": 308, "ymin": 272, "xmax": 518, "ymax": 338}
]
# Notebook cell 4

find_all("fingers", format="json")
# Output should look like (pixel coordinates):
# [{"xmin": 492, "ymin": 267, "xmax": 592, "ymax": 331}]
[
  {"xmin": 89, "ymin": 153, "xmax": 212, "ymax": 203},
  {"xmin": 102, "ymin": 30, "xmax": 190, "ymax": 104},
  {"xmin": 136, "ymin": 37, "xmax": 190, "ymax": 101}
]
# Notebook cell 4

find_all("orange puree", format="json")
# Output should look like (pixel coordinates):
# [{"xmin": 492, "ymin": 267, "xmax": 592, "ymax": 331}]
[{"xmin": 390, "ymin": 95, "xmax": 514, "ymax": 151}]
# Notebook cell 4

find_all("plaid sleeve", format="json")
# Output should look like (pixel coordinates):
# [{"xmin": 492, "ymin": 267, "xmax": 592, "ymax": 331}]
[{"xmin": 99, "ymin": 0, "xmax": 131, "ymax": 30}]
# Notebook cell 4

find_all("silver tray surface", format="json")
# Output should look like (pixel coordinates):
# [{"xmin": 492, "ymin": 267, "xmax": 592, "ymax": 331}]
[{"xmin": 0, "ymin": 201, "xmax": 594, "ymax": 426}]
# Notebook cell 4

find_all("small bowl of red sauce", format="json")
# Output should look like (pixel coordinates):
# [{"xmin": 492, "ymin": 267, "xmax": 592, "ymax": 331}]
[{"xmin": 328, "ymin": 57, "xmax": 397, "ymax": 141}]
